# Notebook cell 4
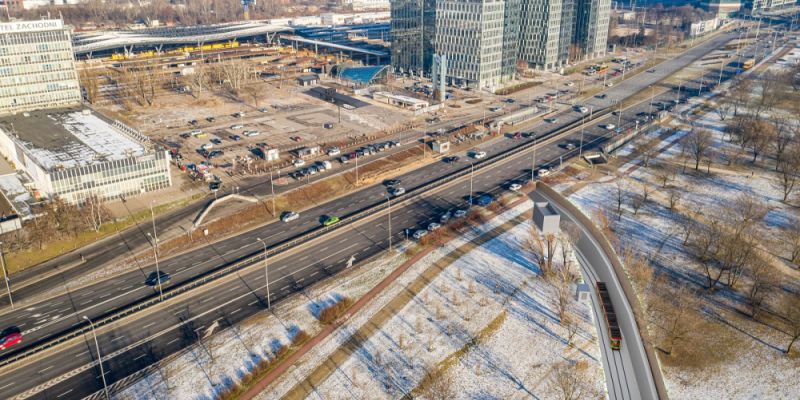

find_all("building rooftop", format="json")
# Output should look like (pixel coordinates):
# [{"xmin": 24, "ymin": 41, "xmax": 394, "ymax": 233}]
[{"xmin": 0, "ymin": 109, "xmax": 147, "ymax": 171}]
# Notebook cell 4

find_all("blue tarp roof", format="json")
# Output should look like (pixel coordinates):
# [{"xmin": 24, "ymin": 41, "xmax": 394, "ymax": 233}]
[{"xmin": 340, "ymin": 66, "xmax": 389, "ymax": 85}]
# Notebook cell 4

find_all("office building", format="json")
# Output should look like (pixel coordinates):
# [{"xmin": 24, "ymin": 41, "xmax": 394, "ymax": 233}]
[
  {"xmin": 390, "ymin": 0, "xmax": 612, "ymax": 84},
  {"xmin": 0, "ymin": 19, "xmax": 81, "ymax": 116},
  {"xmin": 747, "ymin": 0, "xmax": 796, "ymax": 13},
  {"xmin": 0, "ymin": 109, "xmax": 172, "ymax": 204},
  {"xmin": 703, "ymin": 0, "xmax": 742, "ymax": 17},
  {"xmin": 391, "ymin": 0, "xmax": 520, "ymax": 90},
  {"xmin": 573, "ymin": 0, "xmax": 611, "ymax": 60}
]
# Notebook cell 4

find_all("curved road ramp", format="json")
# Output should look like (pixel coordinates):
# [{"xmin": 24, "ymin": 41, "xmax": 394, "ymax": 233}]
[{"xmin": 533, "ymin": 183, "xmax": 668, "ymax": 400}]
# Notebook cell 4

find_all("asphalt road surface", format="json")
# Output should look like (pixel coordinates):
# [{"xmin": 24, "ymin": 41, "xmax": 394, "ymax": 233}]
[{"xmin": 0, "ymin": 29, "xmax": 763, "ymax": 399}]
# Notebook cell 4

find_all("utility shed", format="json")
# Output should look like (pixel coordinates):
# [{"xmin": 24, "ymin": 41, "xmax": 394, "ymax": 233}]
[{"xmin": 533, "ymin": 201, "xmax": 560, "ymax": 235}]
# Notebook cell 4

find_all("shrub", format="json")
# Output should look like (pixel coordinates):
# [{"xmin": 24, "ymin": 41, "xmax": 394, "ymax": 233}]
[{"xmin": 318, "ymin": 297, "xmax": 355, "ymax": 324}]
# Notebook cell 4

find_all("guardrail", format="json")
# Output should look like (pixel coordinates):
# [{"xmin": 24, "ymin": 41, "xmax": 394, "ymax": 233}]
[{"xmin": 0, "ymin": 102, "xmax": 623, "ymax": 369}]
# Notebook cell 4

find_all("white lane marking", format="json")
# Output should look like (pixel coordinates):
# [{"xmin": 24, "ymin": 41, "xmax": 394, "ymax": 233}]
[
  {"xmin": 110, "ymin": 336, "xmax": 125, "ymax": 343},
  {"xmin": 167, "ymin": 338, "xmax": 179, "ymax": 345},
  {"xmin": 133, "ymin": 353, "xmax": 147, "ymax": 361},
  {"xmin": 231, "ymin": 308, "xmax": 242, "ymax": 315},
  {"xmin": 56, "ymin": 389, "xmax": 73, "ymax": 398},
  {"xmin": 142, "ymin": 321, "xmax": 157, "ymax": 329},
  {"xmin": 39, "ymin": 365, "xmax": 53, "ymax": 373},
  {"xmin": 248, "ymin": 300, "xmax": 259, "ymax": 306}
]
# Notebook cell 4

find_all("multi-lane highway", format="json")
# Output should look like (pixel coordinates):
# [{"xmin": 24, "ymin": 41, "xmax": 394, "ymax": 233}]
[{"xmin": 0, "ymin": 28, "xmax": 760, "ymax": 399}]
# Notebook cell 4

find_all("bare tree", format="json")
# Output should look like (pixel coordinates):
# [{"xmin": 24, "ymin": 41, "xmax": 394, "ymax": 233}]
[
  {"xmin": 550, "ymin": 361, "xmax": 595, "ymax": 400},
  {"xmin": 528, "ymin": 229, "xmax": 558, "ymax": 277},
  {"xmin": 745, "ymin": 261, "xmax": 778, "ymax": 319},
  {"xmin": 779, "ymin": 294, "xmax": 800, "ymax": 354},
  {"xmin": 81, "ymin": 195, "xmax": 110, "ymax": 233},
  {"xmin": 615, "ymin": 179, "xmax": 625, "ymax": 220},
  {"xmin": 655, "ymin": 288, "xmax": 699, "ymax": 356},
  {"xmin": 562, "ymin": 313, "xmax": 580, "ymax": 347},
  {"xmin": 728, "ymin": 77, "xmax": 753, "ymax": 117},
  {"xmin": 80, "ymin": 70, "xmax": 100, "ymax": 104},
  {"xmin": 218, "ymin": 60, "xmax": 251, "ymax": 92},
  {"xmin": 780, "ymin": 225, "xmax": 800, "ymax": 264},
  {"xmin": 630, "ymin": 192, "xmax": 645, "ymax": 215},
  {"xmin": 715, "ymin": 98, "xmax": 733, "ymax": 121},
  {"xmin": 550, "ymin": 261, "xmax": 576, "ymax": 322},
  {"xmin": 775, "ymin": 144, "xmax": 800, "ymax": 203},
  {"xmin": 667, "ymin": 188, "xmax": 682, "ymax": 210},
  {"xmin": 686, "ymin": 128, "xmax": 714, "ymax": 170}
]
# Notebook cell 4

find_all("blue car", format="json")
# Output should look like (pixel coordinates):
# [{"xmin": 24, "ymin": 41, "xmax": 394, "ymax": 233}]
[{"xmin": 475, "ymin": 194, "xmax": 494, "ymax": 206}]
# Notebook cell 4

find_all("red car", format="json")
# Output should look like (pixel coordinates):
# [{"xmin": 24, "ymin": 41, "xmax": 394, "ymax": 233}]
[{"xmin": 0, "ymin": 329, "xmax": 22, "ymax": 351}]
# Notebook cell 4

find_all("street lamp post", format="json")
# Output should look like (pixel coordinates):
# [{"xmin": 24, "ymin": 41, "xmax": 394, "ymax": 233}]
[
  {"xmin": 616, "ymin": 100, "xmax": 622, "ymax": 128},
  {"xmin": 531, "ymin": 136, "xmax": 537, "ymax": 182},
  {"xmin": 354, "ymin": 152, "xmax": 359, "ymax": 186},
  {"xmin": 269, "ymin": 168, "xmax": 276, "ymax": 217},
  {"xmin": 83, "ymin": 316, "xmax": 110, "ymax": 400},
  {"xmin": 383, "ymin": 195, "xmax": 393, "ymax": 252},
  {"xmin": 148, "ymin": 203, "xmax": 163, "ymax": 301},
  {"xmin": 0, "ymin": 243, "xmax": 12, "ymax": 309},
  {"xmin": 468, "ymin": 163, "xmax": 474, "ymax": 207},
  {"xmin": 649, "ymin": 85, "xmax": 655, "ymax": 111},
  {"xmin": 256, "ymin": 238, "xmax": 270, "ymax": 309},
  {"xmin": 579, "ymin": 116, "xmax": 586, "ymax": 157}
]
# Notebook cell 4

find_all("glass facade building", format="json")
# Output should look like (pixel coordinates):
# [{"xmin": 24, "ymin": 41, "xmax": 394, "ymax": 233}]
[
  {"xmin": 0, "ymin": 19, "xmax": 81, "ymax": 116},
  {"xmin": 391, "ymin": 0, "xmax": 611, "ymax": 82}
]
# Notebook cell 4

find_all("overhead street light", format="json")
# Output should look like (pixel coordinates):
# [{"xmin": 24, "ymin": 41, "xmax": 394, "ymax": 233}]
[
  {"xmin": 256, "ymin": 237, "xmax": 271, "ymax": 309},
  {"xmin": 83, "ymin": 315, "xmax": 110, "ymax": 400}
]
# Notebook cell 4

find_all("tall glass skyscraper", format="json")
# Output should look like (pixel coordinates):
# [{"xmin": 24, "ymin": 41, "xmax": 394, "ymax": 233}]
[{"xmin": 390, "ymin": 0, "xmax": 610, "ymax": 86}]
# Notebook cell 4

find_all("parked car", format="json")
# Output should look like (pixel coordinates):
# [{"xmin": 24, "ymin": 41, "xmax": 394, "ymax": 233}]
[
  {"xmin": 453, "ymin": 209, "xmax": 468, "ymax": 218},
  {"xmin": 439, "ymin": 211, "xmax": 452, "ymax": 223},
  {"xmin": 230, "ymin": 124, "xmax": 244, "ymax": 130},
  {"xmin": 209, "ymin": 181, "xmax": 221, "ymax": 190},
  {"xmin": 339, "ymin": 156, "xmax": 350, "ymax": 164},
  {"xmin": 229, "ymin": 135, "xmax": 242, "ymax": 141},
  {"xmin": 427, "ymin": 222, "xmax": 441, "ymax": 231},
  {"xmin": 144, "ymin": 271, "xmax": 171, "ymax": 287},
  {"xmin": 210, "ymin": 138, "xmax": 222, "ymax": 145},
  {"xmin": 201, "ymin": 143, "xmax": 213, "ymax": 150},
  {"xmin": 206, "ymin": 116, "xmax": 216, "ymax": 122},
  {"xmin": 293, "ymin": 159, "xmax": 306, "ymax": 167},
  {"xmin": 281, "ymin": 211, "xmax": 300, "ymax": 222},
  {"xmin": 327, "ymin": 147, "xmax": 341, "ymax": 156}
]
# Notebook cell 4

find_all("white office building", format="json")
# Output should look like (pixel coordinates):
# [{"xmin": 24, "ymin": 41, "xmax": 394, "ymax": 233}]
[
  {"xmin": 0, "ymin": 109, "xmax": 172, "ymax": 204},
  {"xmin": 0, "ymin": 19, "xmax": 81, "ymax": 116}
]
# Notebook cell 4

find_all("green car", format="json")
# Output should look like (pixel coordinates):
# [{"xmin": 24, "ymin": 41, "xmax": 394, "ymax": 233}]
[{"xmin": 323, "ymin": 216, "xmax": 340, "ymax": 226}]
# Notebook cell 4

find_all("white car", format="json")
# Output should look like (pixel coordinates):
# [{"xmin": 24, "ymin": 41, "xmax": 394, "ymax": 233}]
[
  {"xmin": 576, "ymin": 106, "xmax": 589, "ymax": 113},
  {"xmin": 604, "ymin": 124, "xmax": 616, "ymax": 130},
  {"xmin": 327, "ymin": 147, "xmax": 341, "ymax": 156},
  {"xmin": 427, "ymin": 222, "xmax": 441, "ymax": 231},
  {"xmin": 293, "ymin": 159, "xmax": 306, "ymax": 167},
  {"xmin": 390, "ymin": 187, "xmax": 406, "ymax": 196},
  {"xmin": 413, "ymin": 229, "xmax": 429, "ymax": 240},
  {"xmin": 509, "ymin": 183, "xmax": 522, "ymax": 191},
  {"xmin": 472, "ymin": 151, "xmax": 487, "ymax": 159},
  {"xmin": 201, "ymin": 143, "xmax": 213, "ymax": 150},
  {"xmin": 230, "ymin": 124, "xmax": 244, "ymax": 130},
  {"xmin": 544, "ymin": 118, "xmax": 559, "ymax": 123},
  {"xmin": 281, "ymin": 211, "xmax": 299, "ymax": 222},
  {"xmin": 606, "ymin": 82, "xmax": 614, "ymax": 87},
  {"xmin": 453, "ymin": 209, "xmax": 467, "ymax": 218},
  {"xmin": 565, "ymin": 82, "xmax": 575, "ymax": 87},
  {"xmin": 538, "ymin": 168, "xmax": 552, "ymax": 177}
]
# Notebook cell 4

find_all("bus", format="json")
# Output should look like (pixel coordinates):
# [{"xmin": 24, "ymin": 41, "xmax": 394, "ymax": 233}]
[
  {"xmin": 596, "ymin": 282, "xmax": 622, "ymax": 350},
  {"xmin": 742, "ymin": 58, "xmax": 755, "ymax": 70}
]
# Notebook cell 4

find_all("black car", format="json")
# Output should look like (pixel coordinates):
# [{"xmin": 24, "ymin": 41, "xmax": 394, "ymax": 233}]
[
  {"xmin": 207, "ymin": 116, "xmax": 216, "ymax": 122},
  {"xmin": 209, "ymin": 181, "xmax": 221, "ymax": 190},
  {"xmin": 189, "ymin": 120, "xmax": 198, "ymax": 126},
  {"xmin": 208, "ymin": 150, "xmax": 224, "ymax": 159},
  {"xmin": 596, "ymin": 94, "xmax": 607, "ymax": 99},
  {"xmin": 445, "ymin": 156, "xmax": 460, "ymax": 163},
  {"xmin": 144, "ymin": 271, "xmax": 170, "ymax": 286},
  {"xmin": 384, "ymin": 179, "xmax": 402, "ymax": 186},
  {"xmin": 210, "ymin": 138, "xmax": 222, "ymax": 145}
]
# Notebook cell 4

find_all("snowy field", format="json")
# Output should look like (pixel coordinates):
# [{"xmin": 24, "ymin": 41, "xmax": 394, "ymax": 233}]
[
  {"xmin": 568, "ymin": 107, "xmax": 800, "ymax": 399},
  {"xmin": 117, "ymin": 249, "xmax": 410, "ymax": 400},
  {"xmin": 268, "ymin": 204, "xmax": 604, "ymax": 399}
]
